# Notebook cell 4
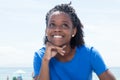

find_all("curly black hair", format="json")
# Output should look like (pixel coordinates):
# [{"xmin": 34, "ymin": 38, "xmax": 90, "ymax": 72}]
[{"xmin": 44, "ymin": 3, "xmax": 84, "ymax": 48}]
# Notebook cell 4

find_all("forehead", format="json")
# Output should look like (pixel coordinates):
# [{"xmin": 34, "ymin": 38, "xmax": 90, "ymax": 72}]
[
  {"xmin": 51, "ymin": 11, "xmax": 69, "ymax": 16},
  {"xmin": 49, "ymin": 11, "xmax": 71, "ymax": 21}
]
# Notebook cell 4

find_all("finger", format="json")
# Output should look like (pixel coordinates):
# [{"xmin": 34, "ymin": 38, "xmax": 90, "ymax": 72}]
[
  {"xmin": 54, "ymin": 46, "xmax": 65, "ymax": 56},
  {"xmin": 51, "ymin": 51, "xmax": 57, "ymax": 57},
  {"xmin": 62, "ymin": 45, "xmax": 66, "ymax": 49},
  {"xmin": 46, "ymin": 42, "xmax": 66, "ymax": 56}
]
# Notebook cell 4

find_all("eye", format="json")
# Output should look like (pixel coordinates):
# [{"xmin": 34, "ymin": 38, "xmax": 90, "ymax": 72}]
[
  {"xmin": 48, "ymin": 23, "xmax": 56, "ymax": 28},
  {"xmin": 62, "ymin": 24, "xmax": 69, "ymax": 29}
]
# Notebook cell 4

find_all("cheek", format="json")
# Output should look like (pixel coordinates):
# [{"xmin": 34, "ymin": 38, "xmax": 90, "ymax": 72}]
[
  {"xmin": 66, "ymin": 32, "xmax": 72, "ymax": 38},
  {"xmin": 46, "ymin": 29, "xmax": 51, "ymax": 35}
]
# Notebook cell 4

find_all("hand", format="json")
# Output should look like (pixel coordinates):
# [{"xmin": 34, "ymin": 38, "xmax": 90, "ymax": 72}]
[{"xmin": 43, "ymin": 42, "xmax": 66, "ymax": 61}]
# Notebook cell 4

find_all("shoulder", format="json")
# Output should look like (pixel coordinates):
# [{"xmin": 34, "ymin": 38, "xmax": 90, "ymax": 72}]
[
  {"xmin": 77, "ymin": 45, "xmax": 108, "ymax": 75},
  {"xmin": 76, "ymin": 45, "xmax": 100, "ymax": 57},
  {"xmin": 76, "ymin": 45, "xmax": 93, "ymax": 53},
  {"xmin": 34, "ymin": 46, "xmax": 46, "ymax": 59}
]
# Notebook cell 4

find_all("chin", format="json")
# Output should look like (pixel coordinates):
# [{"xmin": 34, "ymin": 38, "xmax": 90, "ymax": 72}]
[
  {"xmin": 50, "ymin": 40, "xmax": 66, "ymax": 47},
  {"xmin": 53, "ymin": 43, "xmax": 65, "ymax": 47}
]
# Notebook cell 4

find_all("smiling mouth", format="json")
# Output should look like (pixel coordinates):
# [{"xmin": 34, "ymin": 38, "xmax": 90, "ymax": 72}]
[{"xmin": 53, "ymin": 35, "xmax": 63, "ymax": 38}]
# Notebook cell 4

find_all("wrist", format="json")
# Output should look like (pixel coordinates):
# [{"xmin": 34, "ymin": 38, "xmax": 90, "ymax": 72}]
[{"xmin": 42, "ymin": 57, "xmax": 50, "ymax": 63}]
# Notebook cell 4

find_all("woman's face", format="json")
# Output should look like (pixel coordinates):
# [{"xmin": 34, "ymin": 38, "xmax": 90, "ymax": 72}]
[{"xmin": 46, "ymin": 11, "xmax": 76, "ymax": 47}]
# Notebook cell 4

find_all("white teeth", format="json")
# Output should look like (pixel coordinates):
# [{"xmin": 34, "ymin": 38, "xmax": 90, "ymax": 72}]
[{"xmin": 53, "ymin": 35, "xmax": 62, "ymax": 38}]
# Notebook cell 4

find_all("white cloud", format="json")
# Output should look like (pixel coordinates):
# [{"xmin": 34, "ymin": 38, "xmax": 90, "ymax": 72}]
[
  {"xmin": 0, "ymin": 46, "xmax": 34, "ymax": 67},
  {"xmin": 0, "ymin": 46, "xmax": 17, "ymax": 55}
]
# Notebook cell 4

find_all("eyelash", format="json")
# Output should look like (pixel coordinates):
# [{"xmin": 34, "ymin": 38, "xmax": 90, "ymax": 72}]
[
  {"xmin": 48, "ymin": 23, "xmax": 69, "ymax": 29},
  {"xmin": 49, "ymin": 23, "xmax": 55, "ymax": 28}
]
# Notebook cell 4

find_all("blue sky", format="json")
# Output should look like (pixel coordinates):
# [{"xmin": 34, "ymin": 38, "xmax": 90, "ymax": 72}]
[{"xmin": 0, "ymin": 0, "xmax": 120, "ymax": 67}]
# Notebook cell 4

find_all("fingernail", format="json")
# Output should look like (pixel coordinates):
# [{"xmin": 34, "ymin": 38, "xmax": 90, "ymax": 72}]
[
  {"xmin": 62, "ymin": 45, "xmax": 66, "ymax": 49},
  {"xmin": 62, "ymin": 50, "xmax": 65, "ymax": 53}
]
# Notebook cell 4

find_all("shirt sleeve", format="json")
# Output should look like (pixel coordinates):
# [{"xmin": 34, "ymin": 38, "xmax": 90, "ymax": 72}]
[
  {"xmin": 90, "ymin": 47, "xmax": 108, "ymax": 76},
  {"xmin": 33, "ymin": 52, "xmax": 41, "ymax": 78},
  {"xmin": 33, "ymin": 47, "xmax": 45, "ymax": 78}
]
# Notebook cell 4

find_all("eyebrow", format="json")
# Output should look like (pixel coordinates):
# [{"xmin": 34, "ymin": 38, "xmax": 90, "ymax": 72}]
[{"xmin": 49, "ymin": 20, "xmax": 70, "ymax": 24}]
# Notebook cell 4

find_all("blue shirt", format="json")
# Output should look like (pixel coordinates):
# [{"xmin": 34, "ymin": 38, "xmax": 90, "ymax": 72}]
[{"xmin": 33, "ymin": 45, "xmax": 108, "ymax": 80}]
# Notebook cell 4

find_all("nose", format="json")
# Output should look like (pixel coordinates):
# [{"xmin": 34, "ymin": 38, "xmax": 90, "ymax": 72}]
[{"xmin": 54, "ymin": 26, "xmax": 62, "ymax": 32}]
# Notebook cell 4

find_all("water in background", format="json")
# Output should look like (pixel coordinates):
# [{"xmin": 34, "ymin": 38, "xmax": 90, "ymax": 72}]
[
  {"xmin": 0, "ymin": 67, "xmax": 33, "ymax": 80},
  {"xmin": 93, "ymin": 67, "xmax": 120, "ymax": 80},
  {"xmin": 0, "ymin": 67, "xmax": 120, "ymax": 80}
]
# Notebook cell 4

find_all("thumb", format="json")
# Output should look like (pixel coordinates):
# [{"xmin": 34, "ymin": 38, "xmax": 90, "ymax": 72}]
[{"xmin": 51, "ymin": 51, "xmax": 57, "ymax": 57}]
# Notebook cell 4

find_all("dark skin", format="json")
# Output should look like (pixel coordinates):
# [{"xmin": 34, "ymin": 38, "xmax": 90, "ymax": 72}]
[
  {"xmin": 34, "ymin": 11, "xmax": 116, "ymax": 80},
  {"xmin": 45, "ymin": 11, "xmax": 77, "ymax": 61}
]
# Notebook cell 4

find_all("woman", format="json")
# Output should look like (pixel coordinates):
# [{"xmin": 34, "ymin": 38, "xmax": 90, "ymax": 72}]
[{"xmin": 33, "ymin": 3, "xmax": 116, "ymax": 80}]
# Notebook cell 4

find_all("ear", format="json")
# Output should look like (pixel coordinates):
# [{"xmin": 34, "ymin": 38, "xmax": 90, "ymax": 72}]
[{"xmin": 72, "ymin": 27, "xmax": 77, "ymax": 37}]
